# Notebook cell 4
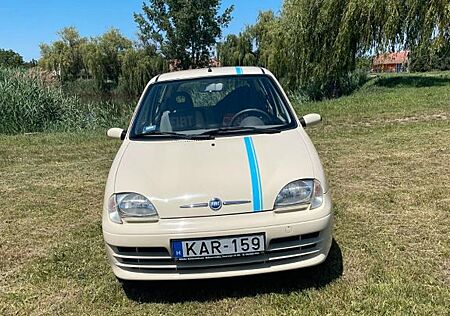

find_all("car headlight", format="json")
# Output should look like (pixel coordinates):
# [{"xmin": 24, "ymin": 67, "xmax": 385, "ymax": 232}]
[
  {"xmin": 107, "ymin": 193, "xmax": 158, "ymax": 224},
  {"xmin": 274, "ymin": 179, "xmax": 324, "ymax": 209}
]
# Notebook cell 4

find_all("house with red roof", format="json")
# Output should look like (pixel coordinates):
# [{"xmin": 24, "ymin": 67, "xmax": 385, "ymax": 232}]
[{"xmin": 372, "ymin": 51, "xmax": 409, "ymax": 73}]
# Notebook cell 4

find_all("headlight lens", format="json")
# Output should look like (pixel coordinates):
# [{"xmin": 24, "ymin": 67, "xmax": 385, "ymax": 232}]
[
  {"xmin": 107, "ymin": 193, "xmax": 158, "ymax": 224},
  {"xmin": 274, "ymin": 179, "xmax": 324, "ymax": 209}
]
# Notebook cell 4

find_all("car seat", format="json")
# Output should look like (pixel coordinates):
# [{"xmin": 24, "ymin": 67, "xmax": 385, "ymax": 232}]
[{"xmin": 162, "ymin": 92, "xmax": 205, "ymax": 132}]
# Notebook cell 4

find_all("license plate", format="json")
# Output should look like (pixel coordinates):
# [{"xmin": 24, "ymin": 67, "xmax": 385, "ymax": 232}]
[{"xmin": 171, "ymin": 234, "xmax": 265, "ymax": 260}]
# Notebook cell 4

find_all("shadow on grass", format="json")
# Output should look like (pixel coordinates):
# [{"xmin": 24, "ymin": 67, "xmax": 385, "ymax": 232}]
[
  {"xmin": 374, "ymin": 75, "xmax": 450, "ymax": 88},
  {"xmin": 121, "ymin": 239, "xmax": 343, "ymax": 303}
]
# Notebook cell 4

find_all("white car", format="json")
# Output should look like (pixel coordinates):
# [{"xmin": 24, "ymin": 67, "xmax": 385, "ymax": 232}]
[{"xmin": 103, "ymin": 66, "xmax": 332, "ymax": 280}]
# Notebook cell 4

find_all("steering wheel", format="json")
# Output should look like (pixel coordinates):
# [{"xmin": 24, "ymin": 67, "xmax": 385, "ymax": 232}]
[{"xmin": 229, "ymin": 108, "xmax": 271, "ymax": 126}]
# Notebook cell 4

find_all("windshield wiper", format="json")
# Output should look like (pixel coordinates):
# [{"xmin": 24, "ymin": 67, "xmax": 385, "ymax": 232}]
[
  {"xmin": 198, "ymin": 126, "xmax": 282, "ymax": 137},
  {"xmin": 134, "ymin": 126, "xmax": 282, "ymax": 139},
  {"xmin": 134, "ymin": 131, "xmax": 213, "ymax": 140}
]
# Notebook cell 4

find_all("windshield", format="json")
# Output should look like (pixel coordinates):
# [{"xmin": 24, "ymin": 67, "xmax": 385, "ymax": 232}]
[{"xmin": 130, "ymin": 75, "xmax": 297, "ymax": 139}]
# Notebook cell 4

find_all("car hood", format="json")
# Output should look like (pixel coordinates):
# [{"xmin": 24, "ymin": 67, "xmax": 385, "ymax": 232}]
[{"xmin": 115, "ymin": 129, "xmax": 316, "ymax": 219}]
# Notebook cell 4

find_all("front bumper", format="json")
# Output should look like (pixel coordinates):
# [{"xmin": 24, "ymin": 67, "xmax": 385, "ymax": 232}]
[{"xmin": 103, "ymin": 193, "xmax": 333, "ymax": 280}]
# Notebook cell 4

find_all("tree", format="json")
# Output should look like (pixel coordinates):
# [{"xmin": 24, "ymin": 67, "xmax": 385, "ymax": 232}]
[
  {"xmin": 119, "ymin": 47, "xmax": 168, "ymax": 97},
  {"xmin": 410, "ymin": 36, "xmax": 450, "ymax": 72},
  {"xmin": 0, "ymin": 49, "xmax": 24, "ymax": 68},
  {"xmin": 39, "ymin": 27, "xmax": 87, "ymax": 81},
  {"xmin": 134, "ymin": 0, "xmax": 233, "ymax": 69},
  {"xmin": 83, "ymin": 28, "xmax": 133, "ymax": 91},
  {"xmin": 37, "ymin": 26, "xmax": 169, "ymax": 96},
  {"xmin": 217, "ymin": 11, "xmax": 291, "ymax": 85},
  {"xmin": 241, "ymin": 0, "xmax": 450, "ymax": 99},
  {"xmin": 248, "ymin": 11, "xmax": 288, "ymax": 81},
  {"xmin": 24, "ymin": 59, "xmax": 38, "ymax": 69},
  {"xmin": 217, "ymin": 33, "xmax": 256, "ymax": 67}
]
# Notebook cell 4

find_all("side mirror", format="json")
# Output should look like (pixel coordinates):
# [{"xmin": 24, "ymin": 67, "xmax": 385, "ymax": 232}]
[
  {"xmin": 300, "ymin": 113, "xmax": 322, "ymax": 127},
  {"xmin": 107, "ymin": 128, "xmax": 126, "ymax": 140}
]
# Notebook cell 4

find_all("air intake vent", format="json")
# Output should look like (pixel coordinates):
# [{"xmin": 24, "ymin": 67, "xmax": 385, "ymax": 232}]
[{"xmin": 108, "ymin": 230, "xmax": 323, "ymax": 274}]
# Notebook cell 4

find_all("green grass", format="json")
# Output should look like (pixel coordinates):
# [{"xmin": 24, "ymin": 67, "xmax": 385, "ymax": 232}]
[{"xmin": 0, "ymin": 72, "xmax": 449, "ymax": 315}]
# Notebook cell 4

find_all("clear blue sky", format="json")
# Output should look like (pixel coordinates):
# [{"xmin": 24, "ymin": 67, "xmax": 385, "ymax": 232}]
[{"xmin": 0, "ymin": 0, "xmax": 282, "ymax": 61}]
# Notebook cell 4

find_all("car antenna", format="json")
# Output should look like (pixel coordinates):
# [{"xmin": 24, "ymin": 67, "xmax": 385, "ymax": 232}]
[{"xmin": 208, "ymin": 64, "xmax": 213, "ymax": 72}]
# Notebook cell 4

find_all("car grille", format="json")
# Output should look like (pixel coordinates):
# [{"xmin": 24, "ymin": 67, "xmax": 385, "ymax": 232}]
[{"xmin": 108, "ymin": 231, "xmax": 323, "ymax": 274}]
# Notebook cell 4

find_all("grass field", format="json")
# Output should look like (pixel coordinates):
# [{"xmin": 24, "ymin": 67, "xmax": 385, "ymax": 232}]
[{"xmin": 0, "ymin": 72, "xmax": 449, "ymax": 315}]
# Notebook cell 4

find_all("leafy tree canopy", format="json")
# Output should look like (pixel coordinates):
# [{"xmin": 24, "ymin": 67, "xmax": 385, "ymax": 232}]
[
  {"xmin": 134, "ymin": 0, "xmax": 233, "ymax": 69},
  {"xmin": 0, "ymin": 49, "xmax": 25, "ymax": 68},
  {"xmin": 280, "ymin": 0, "xmax": 450, "ymax": 96},
  {"xmin": 39, "ymin": 27, "xmax": 87, "ymax": 81},
  {"xmin": 82, "ymin": 28, "xmax": 133, "ymax": 90},
  {"xmin": 217, "ymin": 33, "xmax": 256, "ymax": 67},
  {"xmin": 218, "ymin": 0, "xmax": 450, "ymax": 99},
  {"xmin": 38, "ymin": 26, "xmax": 168, "ymax": 97}
]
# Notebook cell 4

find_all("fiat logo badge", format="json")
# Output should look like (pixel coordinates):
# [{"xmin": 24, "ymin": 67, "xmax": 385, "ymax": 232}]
[{"xmin": 209, "ymin": 198, "xmax": 222, "ymax": 211}]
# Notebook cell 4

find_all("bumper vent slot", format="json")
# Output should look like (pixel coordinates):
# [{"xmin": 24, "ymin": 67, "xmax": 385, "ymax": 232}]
[{"xmin": 109, "ymin": 231, "xmax": 323, "ymax": 274}]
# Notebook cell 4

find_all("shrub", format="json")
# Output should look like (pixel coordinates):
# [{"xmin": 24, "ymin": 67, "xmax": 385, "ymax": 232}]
[{"xmin": 289, "ymin": 69, "xmax": 369, "ymax": 102}]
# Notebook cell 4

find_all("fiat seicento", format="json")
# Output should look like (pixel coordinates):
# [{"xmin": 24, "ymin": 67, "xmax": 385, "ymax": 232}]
[{"xmin": 103, "ymin": 66, "xmax": 332, "ymax": 280}]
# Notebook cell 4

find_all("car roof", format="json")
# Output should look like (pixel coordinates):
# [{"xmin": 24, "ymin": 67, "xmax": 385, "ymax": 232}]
[{"xmin": 155, "ymin": 66, "xmax": 267, "ymax": 82}]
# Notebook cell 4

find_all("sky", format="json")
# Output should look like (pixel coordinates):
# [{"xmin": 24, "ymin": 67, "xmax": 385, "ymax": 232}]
[{"xmin": 0, "ymin": 0, "xmax": 282, "ymax": 61}]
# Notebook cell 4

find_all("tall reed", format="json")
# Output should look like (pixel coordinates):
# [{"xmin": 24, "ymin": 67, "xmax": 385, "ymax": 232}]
[{"xmin": 0, "ymin": 68, "xmax": 134, "ymax": 134}]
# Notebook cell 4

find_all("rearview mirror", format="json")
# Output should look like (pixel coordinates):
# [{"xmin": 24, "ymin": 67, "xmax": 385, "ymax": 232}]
[
  {"xmin": 300, "ymin": 113, "xmax": 322, "ymax": 127},
  {"xmin": 107, "ymin": 128, "xmax": 126, "ymax": 140}
]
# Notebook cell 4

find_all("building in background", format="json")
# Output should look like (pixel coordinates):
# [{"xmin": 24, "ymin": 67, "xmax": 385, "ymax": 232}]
[{"xmin": 372, "ymin": 51, "xmax": 409, "ymax": 73}]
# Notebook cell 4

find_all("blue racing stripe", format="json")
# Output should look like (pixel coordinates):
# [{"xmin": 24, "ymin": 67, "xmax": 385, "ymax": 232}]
[
  {"xmin": 235, "ymin": 66, "xmax": 243, "ymax": 75},
  {"xmin": 244, "ymin": 137, "xmax": 263, "ymax": 211}
]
